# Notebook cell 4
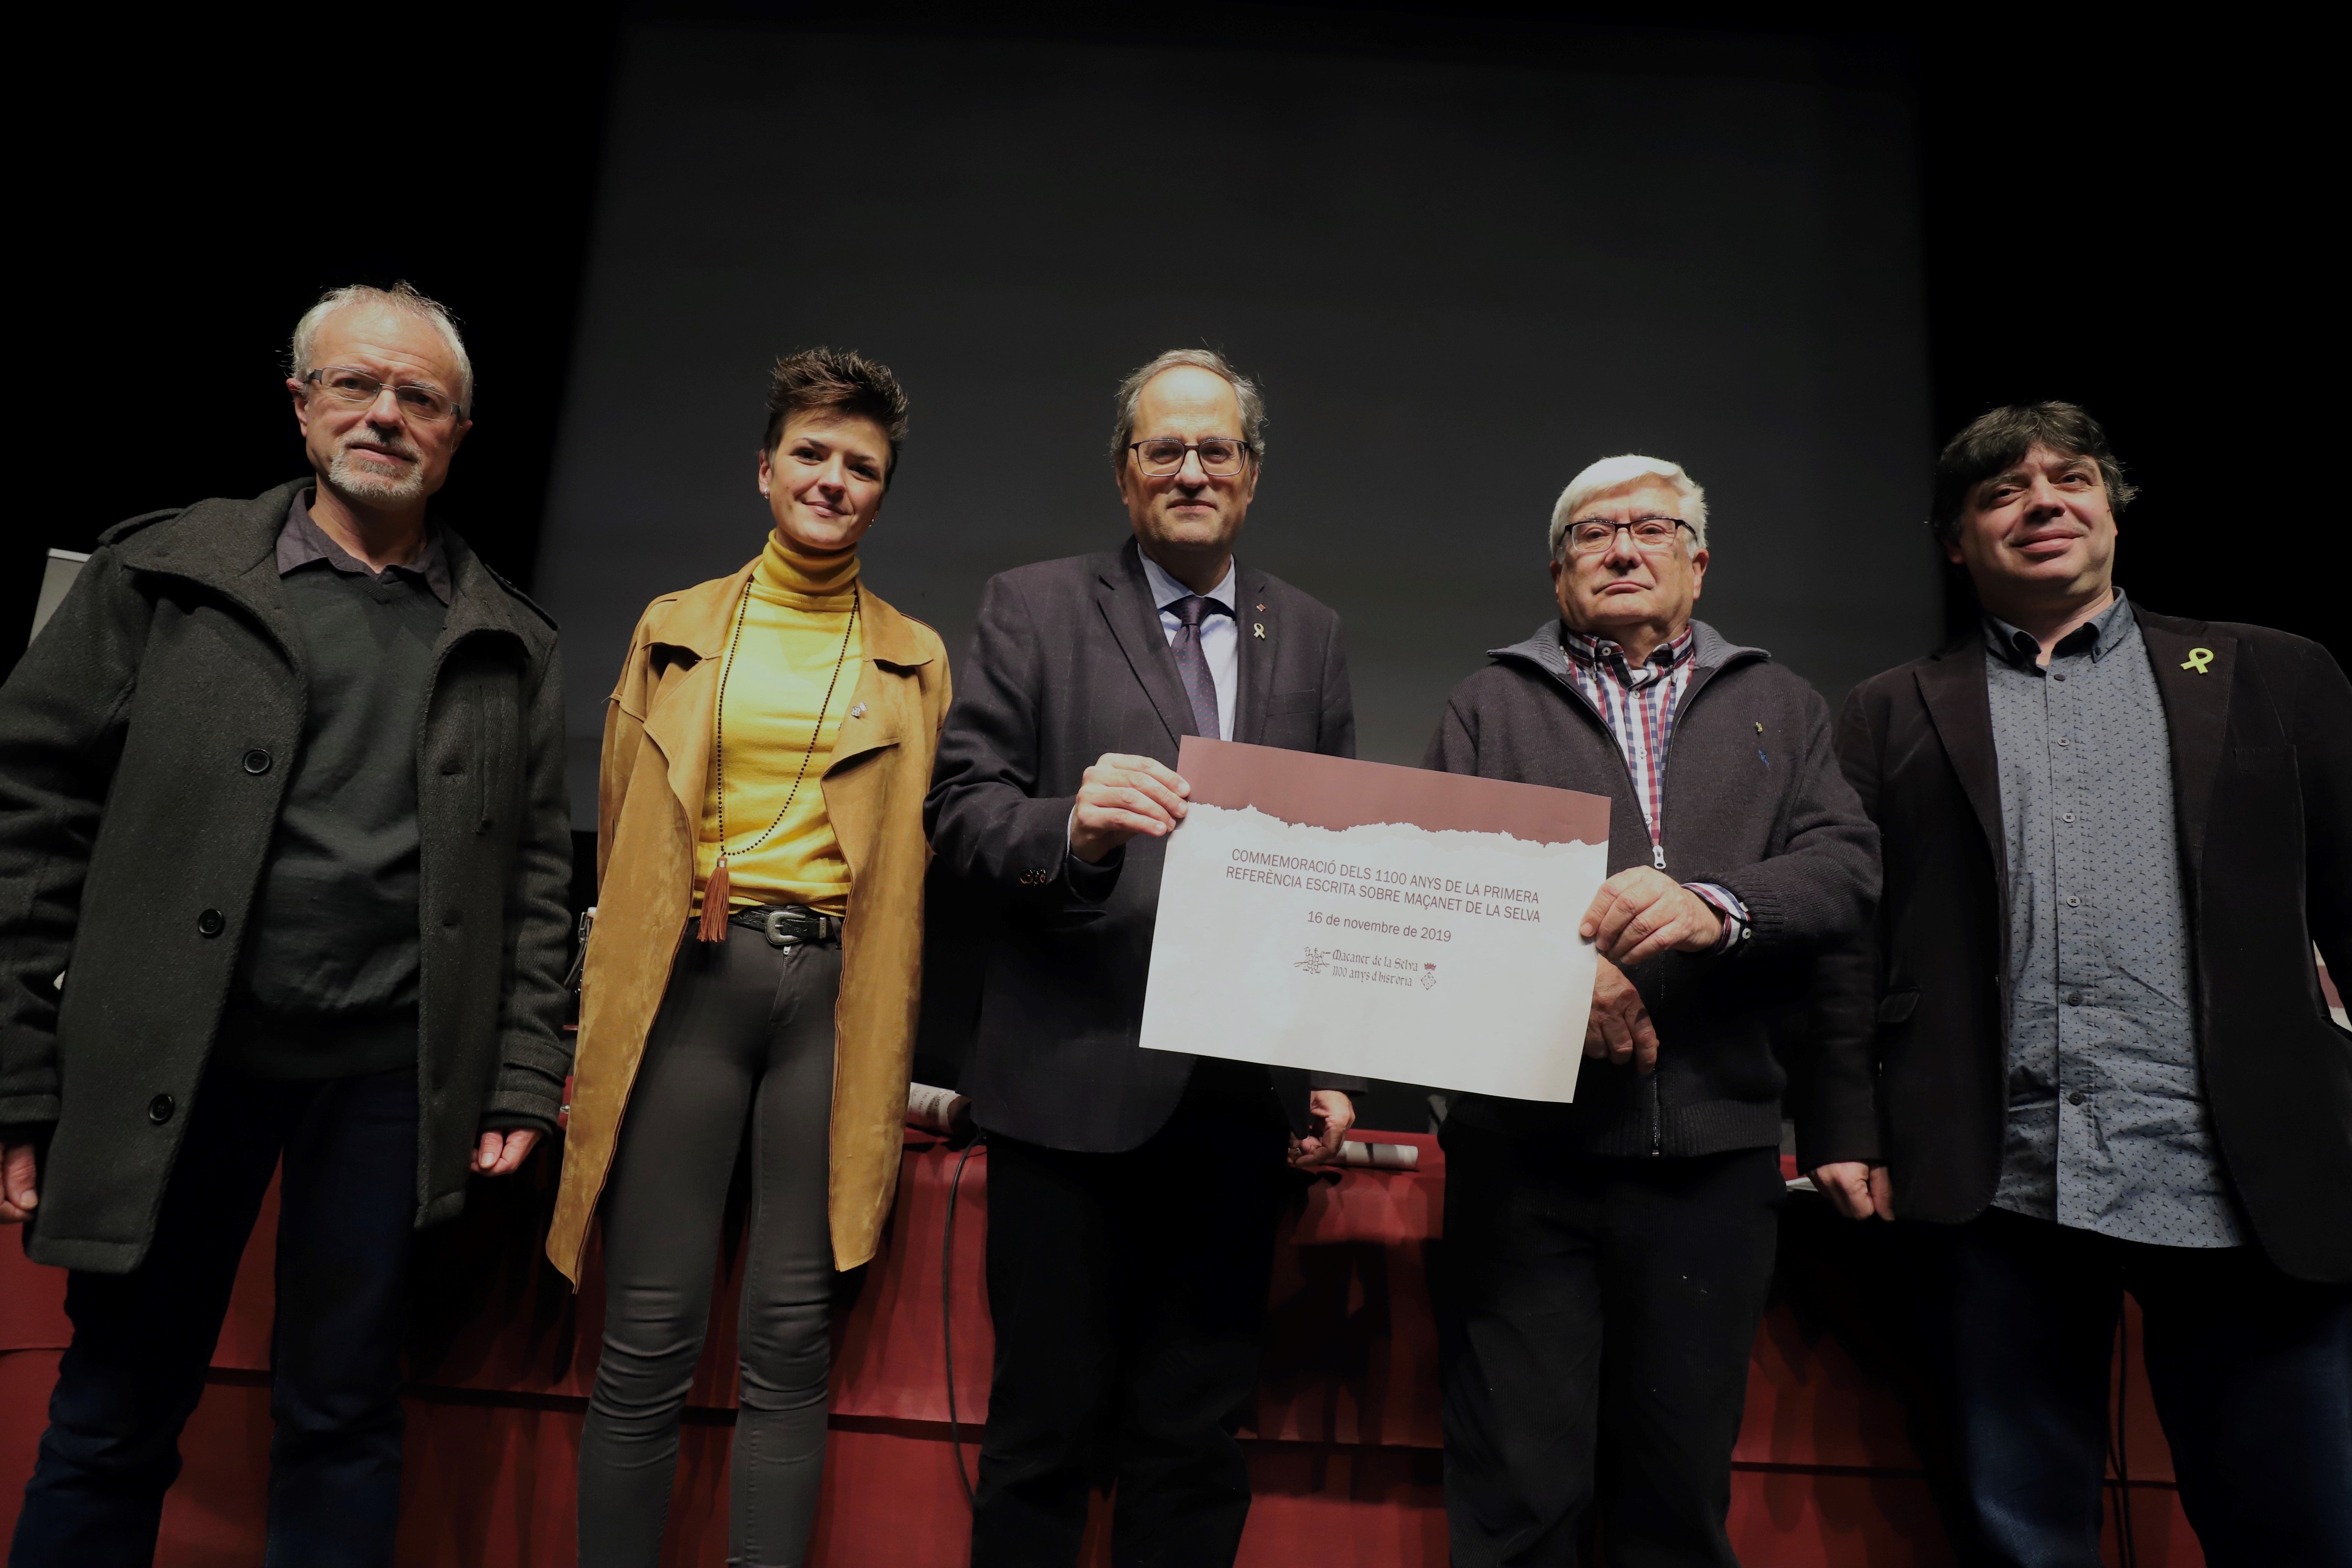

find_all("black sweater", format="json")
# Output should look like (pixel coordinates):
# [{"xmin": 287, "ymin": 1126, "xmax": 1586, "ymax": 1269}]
[
  {"xmin": 224, "ymin": 557, "xmax": 449, "ymax": 1077},
  {"xmin": 1423, "ymin": 619, "xmax": 1880, "ymax": 1169}
]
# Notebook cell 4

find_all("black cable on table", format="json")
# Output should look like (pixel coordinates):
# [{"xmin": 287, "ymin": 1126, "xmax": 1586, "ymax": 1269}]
[
  {"xmin": 943, "ymin": 1134, "xmax": 983, "ymax": 1508},
  {"xmin": 2108, "ymin": 1307, "xmax": 2139, "ymax": 1568}
]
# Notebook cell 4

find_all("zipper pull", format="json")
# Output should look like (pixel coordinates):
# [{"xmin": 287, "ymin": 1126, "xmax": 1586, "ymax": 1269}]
[{"xmin": 1651, "ymin": 842, "xmax": 1667, "ymax": 871}]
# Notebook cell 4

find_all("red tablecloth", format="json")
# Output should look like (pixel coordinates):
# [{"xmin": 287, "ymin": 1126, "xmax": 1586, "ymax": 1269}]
[{"xmin": 0, "ymin": 1132, "xmax": 2204, "ymax": 1566}]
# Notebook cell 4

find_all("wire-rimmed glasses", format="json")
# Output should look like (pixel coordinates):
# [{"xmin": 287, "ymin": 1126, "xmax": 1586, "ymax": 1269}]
[
  {"xmin": 303, "ymin": 366, "xmax": 464, "ymax": 423},
  {"xmin": 1127, "ymin": 437, "xmax": 1253, "ymax": 477},
  {"xmin": 1562, "ymin": 516, "xmax": 1694, "ymax": 555}
]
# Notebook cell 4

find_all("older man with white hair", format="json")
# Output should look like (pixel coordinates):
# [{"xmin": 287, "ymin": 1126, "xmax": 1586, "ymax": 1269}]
[
  {"xmin": 1424, "ymin": 454, "xmax": 1882, "ymax": 1567},
  {"xmin": 0, "ymin": 282, "xmax": 571, "ymax": 1566}
]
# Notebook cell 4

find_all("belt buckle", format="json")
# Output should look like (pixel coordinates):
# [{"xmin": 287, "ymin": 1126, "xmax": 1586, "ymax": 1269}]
[{"xmin": 761, "ymin": 909, "xmax": 802, "ymax": 949}]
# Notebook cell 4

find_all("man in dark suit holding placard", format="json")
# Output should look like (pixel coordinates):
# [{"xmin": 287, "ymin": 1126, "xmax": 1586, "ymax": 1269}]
[{"xmin": 926, "ymin": 348, "xmax": 1358, "ymax": 1567}]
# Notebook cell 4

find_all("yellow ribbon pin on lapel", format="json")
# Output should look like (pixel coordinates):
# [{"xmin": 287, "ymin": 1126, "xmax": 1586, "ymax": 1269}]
[
  {"xmin": 2180, "ymin": 647, "xmax": 2215, "ymax": 674},
  {"xmin": 1253, "ymin": 623, "xmax": 1266, "ymax": 639}
]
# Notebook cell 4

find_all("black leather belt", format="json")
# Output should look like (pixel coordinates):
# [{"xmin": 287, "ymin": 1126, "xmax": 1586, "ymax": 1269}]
[{"xmin": 726, "ymin": 904, "xmax": 842, "ymax": 947}]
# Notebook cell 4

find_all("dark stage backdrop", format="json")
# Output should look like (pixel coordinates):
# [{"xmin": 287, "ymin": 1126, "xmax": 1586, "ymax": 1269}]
[{"xmin": 534, "ymin": 21, "xmax": 1935, "ymax": 821}]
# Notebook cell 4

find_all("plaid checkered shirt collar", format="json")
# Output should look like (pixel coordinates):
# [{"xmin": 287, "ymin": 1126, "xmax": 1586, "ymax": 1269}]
[{"xmin": 1559, "ymin": 623, "xmax": 1696, "ymax": 689}]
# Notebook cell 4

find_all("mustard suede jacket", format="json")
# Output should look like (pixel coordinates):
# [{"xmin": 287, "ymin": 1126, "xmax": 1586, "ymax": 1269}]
[{"xmin": 547, "ymin": 560, "xmax": 949, "ymax": 1280}]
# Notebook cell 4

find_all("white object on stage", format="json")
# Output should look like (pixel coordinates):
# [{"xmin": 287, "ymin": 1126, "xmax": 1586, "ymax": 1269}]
[
  {"xmin": 1338, "ymin": 1141, "xmax": 1421, "ymax": 1170},
  {"xmin": 1142, "ymin": 738, "xmax": 1610, "ymax": 1103}
]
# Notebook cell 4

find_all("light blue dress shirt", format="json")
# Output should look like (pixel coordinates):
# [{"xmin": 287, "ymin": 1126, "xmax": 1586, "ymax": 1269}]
[{"xmin": 1984, "ymin": 591, "xmax": 2243, "ymax": 1246}]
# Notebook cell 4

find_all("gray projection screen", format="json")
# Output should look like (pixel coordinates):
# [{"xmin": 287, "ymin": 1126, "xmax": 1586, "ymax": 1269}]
[{"xmin": 536, "ymin": 22, "xmax": 1936, "ymax": 827}]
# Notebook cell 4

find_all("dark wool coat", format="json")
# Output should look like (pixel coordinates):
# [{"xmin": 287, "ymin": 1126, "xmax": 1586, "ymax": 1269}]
[
  {"xmin": 1425, "ymin": 620, "xmax": 1881, "ymax": 1170},
  {"xmin": 1831, "ymin": 606, "xmax": 2352, "ymax": 1282},
  {"xmin": 0, "ymin": 479, "xmax": 574, "ymax": 1273}
]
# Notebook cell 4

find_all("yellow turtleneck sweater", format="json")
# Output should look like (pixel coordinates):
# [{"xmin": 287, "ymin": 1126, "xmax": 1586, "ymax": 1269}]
[{"xmin": 695, "ymin": 532, "xmax": 862, "ymax": 917}]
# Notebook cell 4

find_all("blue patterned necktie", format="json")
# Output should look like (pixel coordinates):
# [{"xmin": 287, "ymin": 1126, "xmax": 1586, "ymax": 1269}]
[{"xmin": 1168, "ymin": 594, "xmax": 1229, "ymax": 740}]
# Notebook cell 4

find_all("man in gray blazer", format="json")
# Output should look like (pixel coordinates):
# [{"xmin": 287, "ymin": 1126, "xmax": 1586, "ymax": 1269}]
[{"xmin": 927, "ymin": 348, "xmax": 1357, "ymax": 1567}]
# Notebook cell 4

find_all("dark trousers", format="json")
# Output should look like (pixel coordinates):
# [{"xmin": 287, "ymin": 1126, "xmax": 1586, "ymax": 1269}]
[
  {"xmin": 9, "ymin": 1064, "xmax": 419, "ymax": 1568},
  {"xmin": 578, "ymin": 931, "xmax": 840, "ymax": 1568},
  {"xmin": 1438, "ymin": 1129, "xmax": 1783, "ymax": 1568},
  {"xmin": 969, "ymin": 1063, "xmax": 1291, "ymax": 1568},
  {"xmin": 1909, "ymin": 1207, "xmax": 2352, "ymax": 1568}
]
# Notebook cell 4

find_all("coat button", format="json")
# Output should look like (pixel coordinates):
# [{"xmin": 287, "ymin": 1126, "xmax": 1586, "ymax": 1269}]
[
  {"xmin": 196, "ymin": 909, "xmax": 225, "ymax": 937},
  {"xmin": 147, "ymin": 1094, "xmax": 176, "ymax": 1124},
  {"xmin": 242, "ymin": 749, "xmax": 272, "ymax": 775}
]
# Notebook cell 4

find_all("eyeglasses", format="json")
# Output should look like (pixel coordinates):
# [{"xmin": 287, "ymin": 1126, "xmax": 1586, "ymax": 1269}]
[
  {"xmin": 1563, "ymin": 516, "xmax": 1694, "ymax": 556},
  {"xmin": 303, "ymin": 366, "xmax": 463, "ymax": 423},
  {"xmin": 1127, "ymin": 437, "xmax": 1253, "ymax": 477}
]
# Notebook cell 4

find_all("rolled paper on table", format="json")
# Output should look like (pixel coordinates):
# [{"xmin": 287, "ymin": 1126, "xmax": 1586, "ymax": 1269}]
[
  {"xmin": 1338, "ymin": 1141, "xmax": 1419, "ymax": 1170},
  {"xmin": 905, "ymin": 1083, "xmax": 973, "ymax": 1136}
]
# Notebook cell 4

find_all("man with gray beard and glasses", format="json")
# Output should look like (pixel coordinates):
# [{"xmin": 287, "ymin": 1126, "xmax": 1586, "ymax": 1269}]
[{"xmin": 0, "ymin": 282, "xmax": 573, "ymax": 1567}]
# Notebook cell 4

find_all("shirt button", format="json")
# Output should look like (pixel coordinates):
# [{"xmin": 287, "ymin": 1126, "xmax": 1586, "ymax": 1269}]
[
  {"xmin": 147, "ymin": 1093, "xmax": 176, "ymax": 1124},
  {"xmin": 2057, "ymin": 737, "xmax": 2071, "ymax": 747},
  {"xmin": 2067, "ymin": 1091, "xmax": 2086, "ymax": 1106},
  {"xmin": 196, "ymin": 908, "xmax": 225, "ymax": 937},
  {"xmin": 2062, "ymin": 813, "xmax": 2076, "ymax": 823},
  {"xmin": 2066, "ymin": 895, "xmax": 2081, "ymax": 907},
  {"xmin": 2066, "ymin": 991, "xmax": 2083, "ymax": 1006},
  {"xmin": 242, "ymin": 749, "xmax": 272, "ymax": 775}
]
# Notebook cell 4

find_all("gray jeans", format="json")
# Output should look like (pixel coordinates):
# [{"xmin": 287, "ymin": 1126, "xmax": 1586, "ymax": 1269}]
[{"xmin": 579, "ymin": 926, "xmax": 840, "ymax": 1568}]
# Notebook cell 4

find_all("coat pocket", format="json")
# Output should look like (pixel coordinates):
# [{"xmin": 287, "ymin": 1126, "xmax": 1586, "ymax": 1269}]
[{"xmin": 468, "ymin": 655, "xmax": 525, "ymax": 836}]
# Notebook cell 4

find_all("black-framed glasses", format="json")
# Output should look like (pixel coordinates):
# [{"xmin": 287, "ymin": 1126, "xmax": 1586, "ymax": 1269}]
[
  {"xmin": 1128, "ymin": 436, "xmax": 1253, "ymax": 477},
  {"xmin": 303, "ymin": 366, "xmax": 463, "ymax": 423},
  {"xmin": 1563, "ymin": 516, "xmax": 1693, "ymax": 555}
]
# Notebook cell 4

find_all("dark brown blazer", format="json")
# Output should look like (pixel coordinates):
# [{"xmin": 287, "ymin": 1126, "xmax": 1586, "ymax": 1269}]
[
  {"xmin": 924, "ymin": 539, "xmax": 1355, "ymax": 1153},
  {"xmin": 1831, "ymin": 603, "xmax": 2352, "ymax": 1281}
]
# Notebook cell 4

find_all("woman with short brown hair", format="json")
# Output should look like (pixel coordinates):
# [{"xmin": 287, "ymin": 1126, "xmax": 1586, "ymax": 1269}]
[{"xmin": 548, "ymin": 348, "xmax": 949, "ymax": 1566}]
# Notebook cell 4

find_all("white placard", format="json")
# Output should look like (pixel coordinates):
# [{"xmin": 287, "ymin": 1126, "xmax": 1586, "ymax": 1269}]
[{"xmin": 1141, "ymin": 801, "xmax": 1609, "ymax": 1101}]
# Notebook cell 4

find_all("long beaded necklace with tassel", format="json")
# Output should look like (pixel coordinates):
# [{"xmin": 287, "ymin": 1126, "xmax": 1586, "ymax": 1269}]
[{"xmin": 697, "ymin": 580, "xmax": 862, "ymax": 943}]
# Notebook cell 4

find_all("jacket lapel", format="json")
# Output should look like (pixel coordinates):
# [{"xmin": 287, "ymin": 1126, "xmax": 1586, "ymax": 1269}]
[
  {"xmin": 1098, "ymin": 539, "xmax": 1196, "ymax": 745},
  {"xmin": 638, "ymin": 564, "xmax": 753, "ymax": 833},
  {"xmin": 824, "ymin": 591, "xmax": 931, "ymax": 776},
  {"xmin": 822, "ymin": 589, "xmax": 935, "ymax": 880},
  {"xmin": 1914, "ymin": 640, "xmax": 2006, "ymax": 895},
  {"xmin": 1232, "ymin": 565, "xmax": 1274, "ymax": 746},
  {"xmin": 2135, "ymin": 608, "xmax": 2235, "ymax": 882}
]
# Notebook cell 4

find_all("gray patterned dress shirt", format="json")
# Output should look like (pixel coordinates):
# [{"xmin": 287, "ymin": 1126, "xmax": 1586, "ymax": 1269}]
[{"xmin": 1985, "ymin": 591, "xmax": 2244, "ymax": 1246}]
